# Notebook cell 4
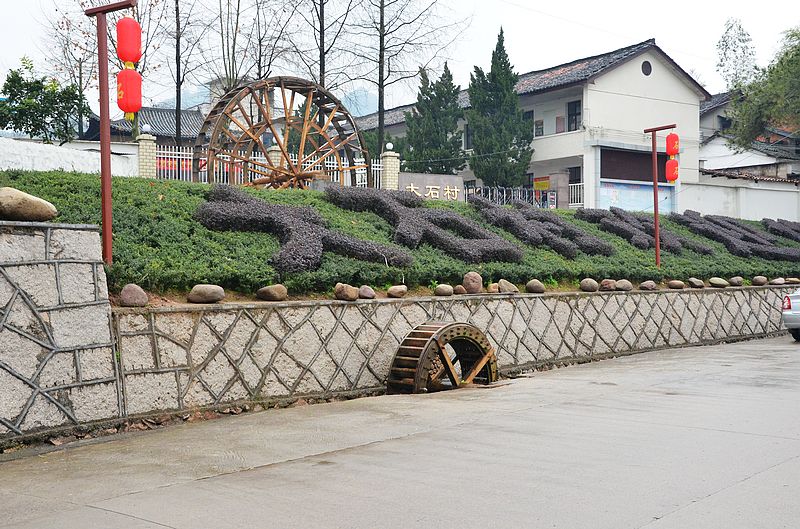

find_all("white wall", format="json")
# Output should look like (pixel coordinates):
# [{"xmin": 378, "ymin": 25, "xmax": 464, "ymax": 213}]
[
  {"xmin": 681, "ymin": 180, "xmax": 800, "ymax": 221},
  {"xmin": 0, "ymin": 138, "xmax": 139, "ymax": 176},
  {"xmin": 700, "ymin": 135, "xmax": 780, "ymax": 170},
  {"xmin": 586, "ymin": 50, "xmax": 704, "ymax": 185}
]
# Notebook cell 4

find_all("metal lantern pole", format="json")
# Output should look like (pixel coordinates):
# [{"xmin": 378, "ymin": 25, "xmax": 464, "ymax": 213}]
[
  {"xmin": 643, "ymin": 123, "xmax": 676, "ymax": 268},
  {"xmin": 85, "ymin": 0, "xmax": 137, "ymax": 265}
]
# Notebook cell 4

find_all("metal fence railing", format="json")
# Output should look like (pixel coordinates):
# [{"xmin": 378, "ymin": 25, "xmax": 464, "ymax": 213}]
[
  {"xmin": 464, "ymin": 185, "xmax": 541, "ymax": 206},
  {"xmin": 155, "ymin": 145, "xmax": 382, "ymax": 187}
]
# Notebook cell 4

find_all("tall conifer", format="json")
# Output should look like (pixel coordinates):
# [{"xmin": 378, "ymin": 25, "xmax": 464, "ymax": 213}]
[
  {"xmin": 402, "ymin": 63, "xmax": 465, "ymax": 174},
  {"xmin": 466, "ymin": 29, "xmax": 533, "ymax": 186}
]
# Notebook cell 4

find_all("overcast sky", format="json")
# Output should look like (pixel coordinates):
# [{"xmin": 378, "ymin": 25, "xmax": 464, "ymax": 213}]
[{"xmin": 1, "ymin": 0, "xmax": 798, "ymax": 114}]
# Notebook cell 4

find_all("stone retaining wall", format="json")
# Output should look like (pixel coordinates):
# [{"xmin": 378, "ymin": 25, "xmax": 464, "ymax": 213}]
[
  {"xmin": 0, "ymin": 222, "xmax": 794, "ymax": 444},
  {"xmin": 0, "ymin": 221, "xmax": 117, "ymax": 440}
]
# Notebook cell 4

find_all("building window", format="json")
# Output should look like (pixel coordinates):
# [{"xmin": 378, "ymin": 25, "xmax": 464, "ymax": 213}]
[
  {"xmin": 555, "ymin": 116, "xmax": 565, "ymax": 134},
  {"xmin": 568, "ymin": 166, "xmax": 582, "ymax": 184},
  {"xmin": 641, "ymin": 60, "xmax": 652, "ymax": 76},
  {"xmin": 464, "ymin": 123, "xmax": 473, "ymax": 150},
  {"xmin": 534, "ymin": 120, "xmax": 544, "ymax": 137},
  {"xmin": 523, "ymin": 110, "xmax": 534, "ymax": 122},
  {"xmin": 567, "ymin": 100, "xmax": 581, "ymax": 132},
  {"xmin": 718, "ymin": 116, "xmax": 732, "ymax": 130}
]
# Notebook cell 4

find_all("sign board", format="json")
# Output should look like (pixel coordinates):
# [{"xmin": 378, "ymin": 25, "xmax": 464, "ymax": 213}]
[
  {"xmin": 398, "ymin": 172, "xmax": 465, "ymax": 201},
  {"xmin": 533, "ymin": 176, "xmax": 550, "ymax": 191}
]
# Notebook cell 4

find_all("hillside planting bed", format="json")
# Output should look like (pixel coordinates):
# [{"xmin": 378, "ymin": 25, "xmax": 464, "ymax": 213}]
[{"xmin": 2, "ymin": 170, "xmax": 800, "ymax": 296}]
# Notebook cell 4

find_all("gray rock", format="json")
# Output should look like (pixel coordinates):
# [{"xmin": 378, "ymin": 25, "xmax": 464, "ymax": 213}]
[
  {"xmin": 525, "ymin": 279, "xmax": 545, "ymax": 294},
  {"xmin": 615, "ymin": 279, "xmax": 633, "ymax": 291},
  {"xmin": 687, "ymin": 277, "xmax": 705, "ymax": 289},
  {"xmin": 387, "ymin": 285, "xmax": 408, "ymax": 298},
  {"xmin": 187, "ymin": 284, "xmax": 225, "ymax": 303},
  {"xmin": 498, "ymin": 279, "xmax": 519, "ymax": 293},
  {"xmin": 752, "ymin": 276, "xmax": 768, "ymax": 286},
  {"xmin": 334, "ymin": 283, "xmax": 359, "ymax": 301},
  {"xmin": 257, "ymin": 284, "xmax": 288, "ymax": 301},
  {"xmin": 358, "ymin": 285, "xmax": 376, "ymax": 299},
  {"xmin": 462, "ymin": 271, "xmax": 483, "ymax": 294},
  {"xmin": 487, "ymin": 282, "xmax": 499, "ymax": 293},
  {"xmin": 0, "ymin": 187, "xmax": 57, "ymax": 221},
  {"xmin": 709, "ymin": 277, "xmax": 729, "ymax": 288},
  {"xmin": 769, "ymin": 277, "xmax": 786, "ymax": 286},
  {"xmin": 639, "ymin": 280, "xmax": 657, "ymax": 291},
  {"xmin": 599, "ymin": 279, "xmax": 617, "ymax": 291},
  {"xmin": 667, "ymin": 280, "xmax": 685, "ymax": 289},
  {"xmin": 580, "ymin": 278, "xmax": 599, "ymax": 292},
  {"xmin": 453, "ymin": 285, "xmax": 467, "ymax": 295},
  {"xmin": 119, "ymin": 283, "xmax": 148, "ymax": 307},
  {"xmin": 728, "ymin": 276, "xmax": 744, "ymax": 287},
  {"xmin": 434, "ymin": 284, "xmax": 454, "ymax": 296}
]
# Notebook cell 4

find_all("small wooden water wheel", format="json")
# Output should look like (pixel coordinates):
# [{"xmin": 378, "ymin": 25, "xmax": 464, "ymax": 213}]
[
  {"xmin": 387, "ymin": 322, "xmax": 498, "ymax": 394},
  {"xmin": 192, "ymin": 76, "xmax": 371, "ymax": 188}
]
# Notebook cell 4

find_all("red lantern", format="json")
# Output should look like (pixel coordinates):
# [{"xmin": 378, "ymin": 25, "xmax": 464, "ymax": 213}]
[
  {"xmin": 117, "ymin": 69, "xmax": 142, "ymax": 119},
  {"xmin": 666, "ymin": 132, "xmax": 680, "ymax": 156},
  {"xmin": 666, "ymin": 158, "xmax": 679, "ymax": 182},
  {"xmin": 116, "ymin": 17, "xmax": 142, "ymax": 65}
]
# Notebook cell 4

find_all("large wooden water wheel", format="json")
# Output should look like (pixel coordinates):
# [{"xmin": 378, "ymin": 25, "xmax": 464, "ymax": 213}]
[
  {"xmin": 192, "ymin": 76, "xmax": 371, "ymax": 188},
  {"xmin": 387, "ymin": 322, "xmax": 498, "ymax": 394}
]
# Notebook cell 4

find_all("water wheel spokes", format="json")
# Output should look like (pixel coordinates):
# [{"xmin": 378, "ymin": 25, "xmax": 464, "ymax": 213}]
[
  {"xmin": 192, "ymin": 76, "xmax": 371, "ymax": 188},
  {"xmin": 387, "ymin": 322, "xmax": 498, "ymax": 394}
]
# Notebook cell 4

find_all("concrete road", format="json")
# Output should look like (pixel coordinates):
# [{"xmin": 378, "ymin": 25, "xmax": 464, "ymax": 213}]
[{"xmin": 2, "ymin": 336, "xmax": 799, "ymax": 529}]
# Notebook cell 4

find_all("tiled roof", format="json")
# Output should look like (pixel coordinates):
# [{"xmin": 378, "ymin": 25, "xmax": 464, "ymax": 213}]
[
  {"xmin": 701, "ymin": 168, "xmax": 800, "ymax": 184},
  {"xmin": 110, "ymin": 107, "xmax": 204, "ymax": 139},
  {"xmin": 356, "ymin": 39, "xmax": 709, "ymax": 131},
  {"xmin": 700, "ymin": 92, "xmax": 731, "ymax": 115}
]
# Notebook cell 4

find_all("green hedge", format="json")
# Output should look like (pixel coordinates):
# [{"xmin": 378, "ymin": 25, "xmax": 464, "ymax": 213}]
[{"xmin": 2, "ymin": 169, "xmax": 799, "ymax": 294}]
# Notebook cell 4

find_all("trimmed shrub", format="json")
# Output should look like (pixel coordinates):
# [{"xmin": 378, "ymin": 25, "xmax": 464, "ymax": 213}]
[
  {"xmin": 327, "ymin": 187, "xmax": 523, "ymax": 263},
  {"xmin": 196, "ymin": 186, "xmax": 412, "ymax": 274}
]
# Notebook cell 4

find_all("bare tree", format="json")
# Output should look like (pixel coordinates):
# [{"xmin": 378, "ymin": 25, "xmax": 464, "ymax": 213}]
[
  {"xmin": 250, "ymin": 0, "xmax": 297, "ymax": 80},
  {"xmin": 202, "ymin": 0, "xmax": 255, "ymax": 93},
  {"xmin": 717, "ymin": 18, "xmax": 759, "ymax": 90},
  {"xmin": 166, "ymin": 0, "xmax": 207, "ymax": 143},
  {"xmin": 287, "ymin": 0, "xmax": 361, "ymax": 90},
  {"xmin": 40, "ymin": 1, "xmax": 98, "ymax": 137},
  {"xmin": 352, "ymin": 0, "xmax": 462, "ymax": 154}
]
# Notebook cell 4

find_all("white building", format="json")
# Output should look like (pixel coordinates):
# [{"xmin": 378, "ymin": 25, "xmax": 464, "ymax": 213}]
[{"xmin": 357, "ymin": 39, "xmax": 710, "ymax": 212}]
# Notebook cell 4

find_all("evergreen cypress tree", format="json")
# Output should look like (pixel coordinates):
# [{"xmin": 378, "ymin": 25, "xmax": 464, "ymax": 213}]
[
  {"xmin": 402, "ymin": 63, "xmax": 465, "ymax": 174},
  {"xmin": 466, "ymin": 29, "xmax": 533, "ymax": 186}
]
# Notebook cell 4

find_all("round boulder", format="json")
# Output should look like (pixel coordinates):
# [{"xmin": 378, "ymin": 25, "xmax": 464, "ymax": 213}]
[
  {"xmin": 119, "ymin": 283, "xmax": 148, "ymax": 307},
  {"xmin": 434, "ymin": 284, "xmax": 454, "ymax": 297},
  {"xmin": 498, "ymin": 279, "xmax": 519, "ymax": 294},
  {"xmin": 187, "ymin": 284, "xmax": 225, "ymax": 304},
  {"xmin": 615, "ymin": 279, "xmax": 633, "ymax": 291},
  {"xmin": 788, "ymin": 277, "xmax": 800, "ymax": 285},
  {"xmin": 0, "ymin": 187, "xmax": 58, "ymax": 221},
  {"xmin": 462, "ymin": 271, "xmax": 483, "ymax": 294},
  {"xmin": 387, "ymin": 285, "xmax": 408, "ymax": 298},
  {"xmin": 709, "ymin": 277, "xmax": 729, "ymax": 288},
  {"xmin": 256, "ymin": 284, "xmax": 288, "ymax": 301},
  {"xmin": 599, "ymin": 279, "xmax": 617, "ymax": 291},
  {"xmin": 453, "ymin": 285, "xmax": 468, "ymax": 295},
  {"xmin": 769, "ymin": 277, "xmax": 786, "ymax": 286},
  {"xmin": 639, "ymin": 280, "xmax": 657, "ymax": 291},
  {"xmin": 667, "ymin": 280, "xmax": 685, "ymax": 290},
  {"xmin": 334, "ymin": 283, "xmax": 359, "ymax": 301},
  {"xmin": 687, "ymin": 277, "xmax": 705, "ymax": 289},
  {"xmin": 580, "ymin": 278, "xmax": 599, "ymax": 292},
  {"xmin": 487, "ymin": 283, "xmax": 499, "ymax": 293},
  {"xmin": 358, "ymin": 285, "xmax": 376, "ymax": 299},
  {"xmin": 525, "ymin": 279, "xmax": 545, "ymax": 294},
  {"xmin": 728, "ymin": 276, "xmax": 744, "ymax": 287},
  {"xmin": 752, "ymin": 276, "xmax": 768, "ymax": 286}
]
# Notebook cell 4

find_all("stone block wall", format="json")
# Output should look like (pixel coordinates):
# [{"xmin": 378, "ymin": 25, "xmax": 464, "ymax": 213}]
[
  {"xmin": 0, "ymin": 221, "xmax": 117, "ymax": 439},
  {"xmin": 0, "ymin": 221, "xmax": 794, "ymax": 444}
]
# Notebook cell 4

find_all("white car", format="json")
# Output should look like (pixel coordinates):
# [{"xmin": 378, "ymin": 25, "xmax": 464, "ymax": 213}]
[{"xmin": 781, "ymin": 291, "xmax": 800, "ymax": 341}]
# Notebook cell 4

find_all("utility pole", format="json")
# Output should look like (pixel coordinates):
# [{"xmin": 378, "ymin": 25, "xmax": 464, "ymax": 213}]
[{"xmin": 85, "ymin": 0, "xmax": 138, "ymax": 265}]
